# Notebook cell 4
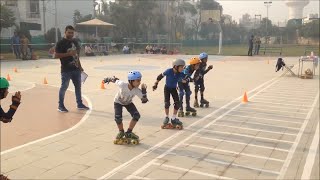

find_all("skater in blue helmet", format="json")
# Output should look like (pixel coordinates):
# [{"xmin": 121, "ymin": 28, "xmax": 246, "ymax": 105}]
[
  {"xmin": 193, "ymin": 52, "xmax": 213, "ymax": 108},
  {"xmin": 152, "ymin": 59, "xmax": 187, "ymax": 129},
  {"xmin": 103, "ymin": 71, "xmax": 148, "ymax": 145},
  {"xmin": 0, "ymin": 77, "xmax": 21, "ymax": 123}
]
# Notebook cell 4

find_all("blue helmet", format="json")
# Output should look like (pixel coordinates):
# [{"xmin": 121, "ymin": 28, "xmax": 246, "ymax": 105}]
[
  {"xmin": 128, "ymin": 71, "xmax": 142, "ymax": 81},
  {"xmin": 199, "ymin": 52, "xmax": 208, "ymax": 60}
]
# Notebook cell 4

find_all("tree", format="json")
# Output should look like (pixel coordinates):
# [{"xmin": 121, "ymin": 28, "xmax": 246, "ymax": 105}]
[
  {"xmin": 44, "ymin": 28, "xmax": 62, "ymax": 43},
  {"xmin": 300, "ymin": 20, "xmax": 319, "ymax": 39},
  {"xmin": 199, "ymin": 0, "xmax": 222, "ymax": 10},
  {"xmin": 0, "ymin": 4, "xmax": 16, "ymax": 34}
]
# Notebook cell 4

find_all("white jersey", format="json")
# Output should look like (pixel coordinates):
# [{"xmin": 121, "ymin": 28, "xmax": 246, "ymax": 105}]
[{"xmin": 114, "ymin": 80, "xmax": 143, "ymax": 105}]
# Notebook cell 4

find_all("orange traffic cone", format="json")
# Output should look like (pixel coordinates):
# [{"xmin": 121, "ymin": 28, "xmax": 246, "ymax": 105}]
[
  {"xmin": 6, "ymin": 74, "xmax": 11, "ymax": 81},
  {"xmin": 14, "ymin": 67, "xmax": 18, "ymax": 73},
  {"xmin": 242, "ymin": 92, "xmax": 249, "ymax": 103},
  {"xmin": 100, "ymin": 81, "xmax": 106, "ymax": 89},
  {"xmin": 43, "ymin": 77, "xmax": 48, "ymax": 84}
]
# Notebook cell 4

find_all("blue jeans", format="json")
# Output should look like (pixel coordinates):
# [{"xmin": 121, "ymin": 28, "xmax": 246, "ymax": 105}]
[{"xmin": 59, "ymin": 70, "xmax": 83, "ymax": 107}]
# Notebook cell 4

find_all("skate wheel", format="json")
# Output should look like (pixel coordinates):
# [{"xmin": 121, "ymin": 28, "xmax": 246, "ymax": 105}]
[
  {"xmin": 175, "ymin": 125, "xmax": 182, "ymax": 130},
  {"xmin": 185, "ymin": 112, "xmax": 190, "ymax": 116},
  {"xmin": 132, "ymin": 139, "xmax": 139, "ymax": 145},
  {"xmin": 113, "ymin": 139, "xmax": 118, "ymax": 144},
  {"xmin": 200, "ymin": 104, "xmax": 204, "ymax": 108},
  {"xmin": 192, "ymin": 113, "xmax": 196, "ymax": 116},
  {"xmin": 205, "ymin": 104, "xmax": 209, "ymax": 108},
  {"xmin": 161, "ymin": 125, "xmax": 165, "ymax": 129},
  {"xmin": 123, "ymin": 139, "xmax": 129, "ymax": 144}
]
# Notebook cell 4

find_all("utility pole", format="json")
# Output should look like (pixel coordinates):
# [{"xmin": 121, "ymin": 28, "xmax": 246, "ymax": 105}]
[
  {"xmin": 264, "ymin": 1, "xmax": 272, "ymax": 37},
  {"xmin": 42, "ymin": 0, "xmax": 46, "ymax": 34},
  {"xmin": 55, "ymin": 0, "xmax": 58, "ymax": 43}
]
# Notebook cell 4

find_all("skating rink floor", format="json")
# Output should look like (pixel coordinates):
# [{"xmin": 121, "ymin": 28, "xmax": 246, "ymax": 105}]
[{"xmin": 1, "ymin": 54, "xmax": 319, "ymax": 179}]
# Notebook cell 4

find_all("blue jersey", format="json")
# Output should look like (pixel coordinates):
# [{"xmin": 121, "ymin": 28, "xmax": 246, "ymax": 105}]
[
  {"xmin": 162, "ymin": 68, "xmax": 185, "ymax": 88},
  {"xmin": 183, "ymin": 65, "xmax": 195, "ymax": 79}
]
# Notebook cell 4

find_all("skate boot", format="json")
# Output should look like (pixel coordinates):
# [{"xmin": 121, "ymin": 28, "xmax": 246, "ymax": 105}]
[
  {"xmin": 178, "ymin": 109, "xmax": 185, "ymax": 117},
  {"xmin": 185, "ymin": 106, "xmax": 197, "ymax": 116},
  {"xmin": 194, "ymin": 100, "xmax": 199, "ymax": 108},
  {"xmin": 161, "ymin": 117, "xmax": 173, "ymax": 129},
  {"xmin": 113, "ymin": 131, "xmax": 126, "ymax": 145},
  {"xmin": 171, "ymin": 118, "xmax": 183, "ymax": 130},
  {"xmin": 125, "ymin": 132, "xmax": 140, "ymax": 145},
  {"xmin": 200, "ymin": 99, "xmax": 209, "ymax": 108}
]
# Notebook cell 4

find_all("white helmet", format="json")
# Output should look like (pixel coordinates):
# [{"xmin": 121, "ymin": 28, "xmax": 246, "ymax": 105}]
[{"xmin": 172, "ymin": 59, "xmax": 185, "ymax": 67}]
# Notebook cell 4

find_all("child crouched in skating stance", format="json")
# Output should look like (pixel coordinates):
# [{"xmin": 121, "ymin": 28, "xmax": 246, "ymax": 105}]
[
  {"xmin": 152, "ymin": 59, "xmax": 187, "ymax": 130},
  {"xmin": 103, "ymin": 71, "xmax": 148, "ymax": 145},
  {"xmin": 177, "ymin": 57, "xmax": 201, "ymax": 117},
  {"xmin": 193, "ymin": 52, "xmax": 213, "ymax": 108}
]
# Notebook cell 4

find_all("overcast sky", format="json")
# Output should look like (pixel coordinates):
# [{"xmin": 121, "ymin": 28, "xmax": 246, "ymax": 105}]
[{"xmin": 217, "ymin": 0, "xmax": 319, "ymax": 23}]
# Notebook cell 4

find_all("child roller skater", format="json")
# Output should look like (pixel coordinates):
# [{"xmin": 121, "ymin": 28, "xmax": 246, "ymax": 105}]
[
  {"xmin": 194, "ymin": 52, "xmax": 213, "ymax": 108},
  {"xmin": 178, "ymin": 57, "xmax": 200, "ymax": 117},
  {"xmin": 0, "ymin": 77, "xmax": 21, "ymax": 123},
  {"xmin": 103, "ymin": 71, "xmax": 148, "ymax": 145},
  {"xmin": 153, "ymin": 59, "xmax": 186, "ymax": 130}
]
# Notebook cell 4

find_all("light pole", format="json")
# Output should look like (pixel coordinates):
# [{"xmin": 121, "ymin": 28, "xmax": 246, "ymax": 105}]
[
  {"xmin": 209, "ymin": 18, "xmax": 223, "ymax": 55},
  {"xmin": 264, "ymin": 1, "xmax": 272, "ymax": 37},
  {"xmin": 55, "ymin": 0, "xmax": 58, "ymax": 43}
]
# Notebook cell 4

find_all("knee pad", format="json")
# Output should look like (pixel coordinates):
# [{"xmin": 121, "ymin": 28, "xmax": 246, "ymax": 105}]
[
  {"xmin": 179, "ymin": 90, "xmax": 185, "ymax": 97},
  {"xmin": 173, "ymin": 101, "xmax": 180, "ymax": 110},
  {"xmin": 132, "ymin": 112, "xmax": 140, "ymax": 121},
  {"xmin": 115, "ymin": 115, "xmax": 123, "ymax": 124},
  {"xmin": 164, "ymin": 102, "xmax": 170, "ymax": 109}
]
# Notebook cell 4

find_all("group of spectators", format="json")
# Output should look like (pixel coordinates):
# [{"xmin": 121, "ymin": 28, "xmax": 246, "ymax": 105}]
[
  {"xmin": 11, "ymin": 32, "xmax": 37, "ymax": 60},
  {"xmin": 145, "ymin": 45, "xmax": 167, "ymax": 54}
]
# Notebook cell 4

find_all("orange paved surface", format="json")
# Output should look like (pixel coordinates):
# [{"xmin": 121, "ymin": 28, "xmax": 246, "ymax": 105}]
[{"xmin": 0, "ymin": 85, "xmax": 87, "ymax": 151}]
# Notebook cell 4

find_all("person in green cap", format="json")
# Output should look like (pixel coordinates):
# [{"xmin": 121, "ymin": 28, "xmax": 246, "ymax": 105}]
[{"xmin": 0, "ymin": 77, "xmax": 21, "ymax": 123}]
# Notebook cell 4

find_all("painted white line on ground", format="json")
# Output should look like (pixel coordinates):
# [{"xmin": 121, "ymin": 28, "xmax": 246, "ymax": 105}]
[
  {"xmin": 186, "ymin": 144, "xmax": 284, "ymax": 162},
  {"xmin": 254, "ymin": 97, "xmax": 314, "ymax": 105},
  {"xmin": 277, "ymin": 92, "xmax": 319, "ymax": 180},
  {"xmin": 255, "ymin": 95, "xmax": 314, "ymax": 102},
  {"xmin": 243, "ymin": 104, "xmax": 310, "ymax": 111},
  {"xmin": 258, "ymin": 93, "xmax": 315, "ymax": 100},
  {"xmin": 212, "ymin": 123, "xmax": 297, "ymax": 136},
  {"xmin": 219, "ymin": 117, "xmax": 300, "ymax": 131},
  {"xmin": 121, "ymin": 79, "xmax": 281, "ymax": 180},
  {"xmin": 263, "ymin": 89, "xmax": 317, "ymax": 94},
  {"xmin": 226, "ymin": 114, "xmax": 303, "ymax": 125},
  {"xmin": 196, "ymin": 135, "xmax": 289, "ymax": 152},
  {"xmin": 204, "ymin": 158, "xmax": 280, "ymax": 175},
  {"xmin": 238, "ymin": 106, "xmax": 307, "ymax": 115},
  {"xmin": 250, "ymin": 101, "xmax": 312, "ymax": 108},
  {"xmin": 233, "ymin": 109, "xmax": 306, "ymax": 120},
  {"xmin": 200, "ymin": 129, "xmax": 294, "ymax": 144},
  {"xmin": 1, "ymin": 93, "xmax": 93, "ymax": 155},
  {"xmin": 152, "ymin": 162, "xmax": 235, "ymax": 180},
  {"xmin": 125, "ymin": 175, "xmax": 151, "ymax": 180},
  {"xmin": 301, "ymin": 122, "xmax": 319, "ymax": 179}
]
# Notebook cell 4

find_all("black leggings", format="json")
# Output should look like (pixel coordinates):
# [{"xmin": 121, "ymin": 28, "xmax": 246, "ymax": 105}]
[
  {"xmin": 164, "ymin": 86, "xmax": 180, "ymax": 110},
  {"xmin": 114, "ymin": 102, "xmax": 140, "ymax": 124}
]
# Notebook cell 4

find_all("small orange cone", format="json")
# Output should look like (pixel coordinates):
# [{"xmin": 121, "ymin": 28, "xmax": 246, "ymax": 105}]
[
  {"xmin": 43, "ymin": 77, "xmax": 48, "ymax": 84},
  {"xmin": 242, "ymin": 92, "xmax": 249, "ymax": 103},
  {"xmin": 6, "ymin": 74, "xmax": 11, "ymax": 81},
  {"xmin": 14, "ymin": 67, "xmax": 18, "ymax": 73},
  {"xmin": 100, "ymin": 81, "xmax": 106, "ymax": 89}
]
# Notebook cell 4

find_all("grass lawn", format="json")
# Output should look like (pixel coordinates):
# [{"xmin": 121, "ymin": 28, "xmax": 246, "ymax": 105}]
[{"xmin": 0, "ymin": 44, "xmax": 318, "ymax": 60}]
